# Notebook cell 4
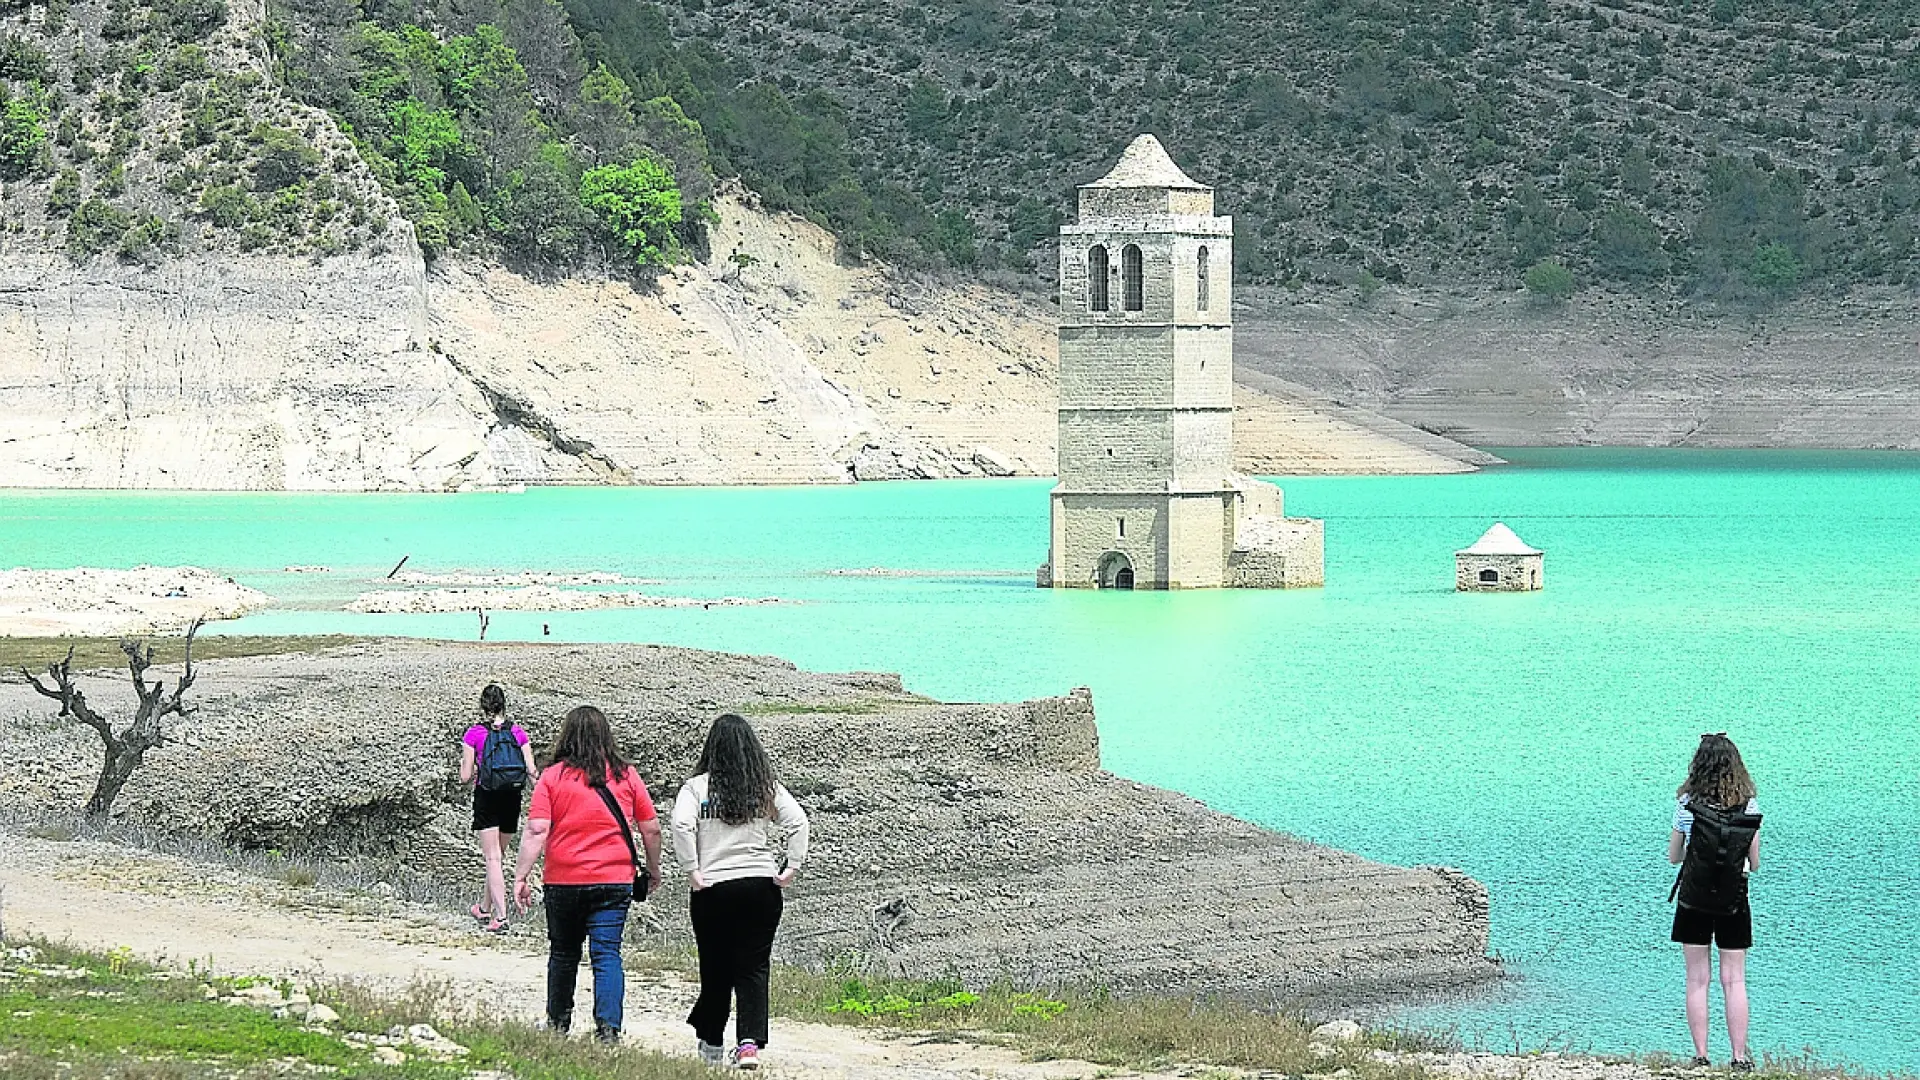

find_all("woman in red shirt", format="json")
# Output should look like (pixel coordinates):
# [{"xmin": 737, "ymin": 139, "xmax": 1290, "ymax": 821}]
[{"xmin": 513, "ymin": 705, "xmax": 662, "ymax": 1043}]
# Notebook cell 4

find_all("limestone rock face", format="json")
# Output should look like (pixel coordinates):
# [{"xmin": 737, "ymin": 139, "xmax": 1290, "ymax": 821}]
[
  {"xmin": 0, "ymin": 252, "xmax": 584, "ymax": 491},
  {"xmin": 0, "ymin": 194, "xmax": 1485, "ymax": 490},
  {"xmin": 3, "ymin": 640, "xmax": 1496, "ymax": 1011}
]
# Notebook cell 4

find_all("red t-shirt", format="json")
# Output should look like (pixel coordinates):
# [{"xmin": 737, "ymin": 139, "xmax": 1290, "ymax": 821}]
[{"xmin": 528, "ymin": 764, "xmax": 657, "ymax": 886}]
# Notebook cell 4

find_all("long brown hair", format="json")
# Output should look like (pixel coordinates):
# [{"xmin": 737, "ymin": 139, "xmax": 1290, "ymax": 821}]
[
  {"xmin": 695, "ymin": 713, "xmax": 777, "ymax": 825},
  {"xmin": 1678, "ymin": 733, "xmax": 1756, "ymax": 807},
  {"xmin": 551, "ymin": 705, "xmax": 630, "ymax": 787}
]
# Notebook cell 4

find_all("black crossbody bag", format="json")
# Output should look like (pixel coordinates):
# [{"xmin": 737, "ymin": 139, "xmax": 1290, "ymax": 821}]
[{"xmin": 591, "ymin": 780, "xmax": 652, "ymax": 900}]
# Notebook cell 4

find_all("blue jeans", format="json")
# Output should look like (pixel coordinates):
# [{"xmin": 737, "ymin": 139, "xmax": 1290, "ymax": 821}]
[{"xmin": 544, "ymin": 883, "xmax": 632, "ymax": 1033}]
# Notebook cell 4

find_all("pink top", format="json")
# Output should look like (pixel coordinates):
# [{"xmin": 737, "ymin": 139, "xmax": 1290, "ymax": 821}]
[
  {"xmin": 529, "ymin": 765, "xmax": 658, "ymax": 885},
  {"xmin": 464, "ymin": 722, "xmax": 530, "ymax": 752}
]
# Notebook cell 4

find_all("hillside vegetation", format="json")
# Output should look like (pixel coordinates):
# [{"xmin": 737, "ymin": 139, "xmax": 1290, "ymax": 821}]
[{"xmin": 647, "ymin": 0, "xmax": 1920, "ymax": 301}]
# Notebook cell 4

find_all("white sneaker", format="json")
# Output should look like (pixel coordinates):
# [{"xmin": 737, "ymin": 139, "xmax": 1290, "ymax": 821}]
[{"xmin": 696, "ymin": 1039, "xmax": 726, "ymax": 1066}]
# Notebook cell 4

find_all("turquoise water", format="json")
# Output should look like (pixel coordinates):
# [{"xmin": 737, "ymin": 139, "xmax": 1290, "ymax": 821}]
[{"xmin": 4, "ymin": 450, "xmax": 1917, "ymax": 1071}]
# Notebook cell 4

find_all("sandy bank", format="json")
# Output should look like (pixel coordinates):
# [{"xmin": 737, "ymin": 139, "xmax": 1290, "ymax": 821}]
[
  {"xmin": 387, "ymin": 571, "xmax": 659, "ymax": 586},
  {"xmin": 0, "ymin": 566, "xmax": 270, "ymax": 637},
  {"xmin": 4, "ymin": 639, "xmax": 1495, "ymax": 1010},
  {"xmin": 345, "ymin": 586, "xmax": 779, "ymax": 613}
]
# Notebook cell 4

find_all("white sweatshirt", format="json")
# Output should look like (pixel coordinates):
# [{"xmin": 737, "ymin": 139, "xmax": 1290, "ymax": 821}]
[{"xmin": 670, "ymin": 773, "xmax": 809, "ymax": 885}]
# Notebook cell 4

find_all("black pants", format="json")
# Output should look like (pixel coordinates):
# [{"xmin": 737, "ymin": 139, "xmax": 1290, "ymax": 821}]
[
  {"xmin": 544, "ymin": 883, "xmax": 632, "ymax": 1033},
  {"xmin": 688, "ymin": 876, "xmax": 784, "ymax": 1047}
]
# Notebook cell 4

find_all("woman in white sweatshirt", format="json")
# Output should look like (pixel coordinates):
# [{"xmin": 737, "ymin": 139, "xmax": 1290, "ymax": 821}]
[{"xmin": 671, "ymin": 713, "xmax": 809, "ymax": 1071}]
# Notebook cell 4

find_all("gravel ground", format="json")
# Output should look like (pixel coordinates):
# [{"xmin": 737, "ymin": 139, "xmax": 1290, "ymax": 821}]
[{"xmin": 1, "ymin": 638, "xmax": 1497, "ymax": 1013}]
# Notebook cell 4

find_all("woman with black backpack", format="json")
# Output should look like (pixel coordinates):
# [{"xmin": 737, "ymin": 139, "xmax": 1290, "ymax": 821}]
[
  {"xmin": 459, "ymin": 683, "xmax": 537, "ymax": 933},
  {"xmin": 1668, "ymin": 732, "xmax": 1763, "ymax": 1070}
]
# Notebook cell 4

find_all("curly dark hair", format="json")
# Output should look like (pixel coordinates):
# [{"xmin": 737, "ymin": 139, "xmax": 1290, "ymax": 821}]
[
  {"xmin": 1678, "ymin": 733, "xmax": 1756, "ymax": 808},
  {"xmin": 551, "ymin": 705, "xmax": 630, "ymax": 788},
  {"xmin": 479, "ymin": 683, "xmax": 506, "ymax": 717},
  {"xmin": 695, "ymin": 713, "xmax": 777, "ymax": 825}
]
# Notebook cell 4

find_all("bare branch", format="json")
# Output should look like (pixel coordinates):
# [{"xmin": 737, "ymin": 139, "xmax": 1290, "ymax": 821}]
[
  {"xmin": 22, "ymin": 648, "xmax": 115, "ymax": 745},
  {"xmin": 158, "ymin": 619, "xmax": 202, "ymax": 719}
]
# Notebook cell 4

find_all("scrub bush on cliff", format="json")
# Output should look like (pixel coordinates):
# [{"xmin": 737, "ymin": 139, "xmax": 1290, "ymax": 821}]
[
  {"xmin": 580, "ymin": 156, "xmax": 683, "ymax": 267},
  {"xmin": 0, "ymin": 83, "xmax": 49, "ymax": 179}
]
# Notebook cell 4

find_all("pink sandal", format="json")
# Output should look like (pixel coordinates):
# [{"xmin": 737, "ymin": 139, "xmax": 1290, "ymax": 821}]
[{"xmin": 469, "ymin": 903, "xmax": 491, "ymax": 923}]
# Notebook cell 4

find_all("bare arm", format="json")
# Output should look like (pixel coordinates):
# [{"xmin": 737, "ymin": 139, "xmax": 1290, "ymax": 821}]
[
  {"xmin": 512, "ymin": 818, "xmax": 551, "ymax": 912},
  {"xmin": 458, "ymin": 743, "xmax": 476, "ymax": 786},
  {"xmin": 639, "ymin": 818, "xmax": 663, "ymax": 880},
  {"xmin": 1746, "ymin": 831, "xmax": 1761, "ymax": 873},
  {"xmin": 1668, "ymin": 828, "xmax": 1686, "ymax": 865},
  {"xmin": 520, "ymin": 741, "xmax": 539, "ymax": 785}
]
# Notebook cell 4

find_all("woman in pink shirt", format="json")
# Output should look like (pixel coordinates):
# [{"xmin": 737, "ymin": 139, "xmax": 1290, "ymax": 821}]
[
  {"xmin": 458, "ymin": 683, "xmax": 537, "ymax": 933},
  {"xmin": 513, "ymin": 705, "xmax": 662, "ymax": 1043}
]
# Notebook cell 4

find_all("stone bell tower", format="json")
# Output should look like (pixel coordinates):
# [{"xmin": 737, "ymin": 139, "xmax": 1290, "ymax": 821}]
[{"xmin": 1038, "ymin": 134, "xmax": 1323, "ymax": 590}]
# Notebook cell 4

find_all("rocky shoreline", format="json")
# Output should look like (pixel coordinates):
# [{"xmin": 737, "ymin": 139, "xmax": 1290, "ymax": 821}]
[
  {"xmin": 0, "ymin": 566, "xmax": 270, "ymax": 636},
  {"xmin": 2, "ymin": 638, "xmax": 1497, "ymax": 1012}
]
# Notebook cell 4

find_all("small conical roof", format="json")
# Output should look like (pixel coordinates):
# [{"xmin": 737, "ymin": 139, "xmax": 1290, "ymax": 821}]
[
  {"xmin": 1084, "ymin": 134, "xmax": 1208, "ymax": 190},
  {"xmin": 1457, "ymin": 522, "xmax": 1542, "ymax": 556}
]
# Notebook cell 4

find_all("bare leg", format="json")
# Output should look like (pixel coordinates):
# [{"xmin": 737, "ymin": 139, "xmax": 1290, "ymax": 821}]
[
  {"xmin": 1684, "ymin": 944, "xmax": 1713, "ymax": 1058},
  {"xmin": 478, "ymin": 827, "xmax": 507, "ymax": 921},
  {"xmin": 1719, "ymin": 948, "xmax": 1750, "ymax": 1062}
]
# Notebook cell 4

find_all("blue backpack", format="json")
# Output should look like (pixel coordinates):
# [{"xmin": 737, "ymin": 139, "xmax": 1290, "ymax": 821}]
[{"xmin": 476, "ymin": 725, "xmax": 527, "ymax": 791}]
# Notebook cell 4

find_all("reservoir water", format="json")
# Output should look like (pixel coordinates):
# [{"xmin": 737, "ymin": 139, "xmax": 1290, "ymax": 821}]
[{"xmin": 4, "ymin": 449, "xmax": 1917, "ymax": 1071}]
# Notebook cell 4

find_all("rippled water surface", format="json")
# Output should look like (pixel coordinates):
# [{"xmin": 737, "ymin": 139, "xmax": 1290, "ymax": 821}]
[{"xmin": 5, "ymin": 449, "xmax": 1917, "ymax": 1071}]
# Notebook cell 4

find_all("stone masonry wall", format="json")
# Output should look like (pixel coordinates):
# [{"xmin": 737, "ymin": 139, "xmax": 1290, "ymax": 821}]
[
  {"xmin": 1456, "ymin": 553, "xmax": 1544, "ymax": 591},
  {"xmin": 1050, "ymin": 492, "xmax": 1170, "ymax": 587},
  {"xmin": 1229, "ymin": 518, "xmax": 1326, "ymax": 588}
]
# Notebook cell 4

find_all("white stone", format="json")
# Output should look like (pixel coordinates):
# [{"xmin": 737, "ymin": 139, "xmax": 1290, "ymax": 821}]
[
  {"xmin": 307, "ymin": 1003, "xmax": 340, "ymax": 1025},
  {"xmin": 1312, "ymin": 1019, "xmax": 1364, "ymax": 1044}
]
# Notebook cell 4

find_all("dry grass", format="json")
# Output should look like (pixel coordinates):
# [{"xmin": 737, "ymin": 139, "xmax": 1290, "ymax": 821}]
[
  {"xmin": 0, "ymin": 635, "xmax": 366, "ymax": 672},
  {"xmin": 770, "ymin": 966, "xmax": 1421, "ymax": 1075}
]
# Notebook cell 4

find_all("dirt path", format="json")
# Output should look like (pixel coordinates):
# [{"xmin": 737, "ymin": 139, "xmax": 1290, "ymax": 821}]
[
  {"xmin": 0, "ymin": 831, "xmax": 1669, "ymax": 1080},
  {"xmin": 0, "ymin": 831, "xmax": 1146, "ymax": 1079}
]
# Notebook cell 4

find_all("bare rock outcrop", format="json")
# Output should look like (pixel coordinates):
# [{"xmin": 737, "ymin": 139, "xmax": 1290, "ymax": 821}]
[
  {"xmin": 2, "ymin": 640, "xmax": 1496, "ymax": 1010},
  {"xmin": 0, "ymin": 566, "xmax": 269, "ymax": 636},
  {"xmin": 1239, "ymin": 287, "xmax": 1920, "ymax": 449}
]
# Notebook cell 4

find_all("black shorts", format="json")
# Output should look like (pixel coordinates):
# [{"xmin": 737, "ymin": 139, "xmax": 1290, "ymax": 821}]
[
  {"xmin": 472, "ymin": 785, "xmax": 524, "ymax": 834},
  {"xmin": 1672, "ymin": 903, "xmax": 1752, "ymax": 950}
]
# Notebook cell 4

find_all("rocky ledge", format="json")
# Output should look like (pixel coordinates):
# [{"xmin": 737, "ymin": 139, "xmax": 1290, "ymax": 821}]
[{"xmin": 1, "ymin": 639, "xmax": 1497, "ymax": 1011}]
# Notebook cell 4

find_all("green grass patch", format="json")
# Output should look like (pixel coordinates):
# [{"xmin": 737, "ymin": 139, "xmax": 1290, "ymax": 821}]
[
  {"xmin": 1, "ymin": 635, "xmax": 367, "ymax": 671},
  {"xmin": 740, "ymin": 698, "xmax": 905, "ymax": 716},
  {"xmin": 0, "ymin": 938, "xmax": 712, "ymax": 1080}
]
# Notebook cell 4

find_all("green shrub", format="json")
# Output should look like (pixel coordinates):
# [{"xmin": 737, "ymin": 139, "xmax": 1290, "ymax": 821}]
[
  {"xmin": 66, "ymin": 198, "xmax": 131, "ymax": 257},
  {"xmin": 0, "ymin": 86, "xmax": 48, "ymax": 179},
  {"xmin": 198, "ymin": 183, "xmax": 253, "ymax": 227},
  {"xmin": 157, "ymin": 0, "xmax": 226, "ymax": 41},
  {"xmin": 580, "ymin": 155, "xmax": 683, "ymax": 266},
  {"xmin": 1748, "ymin": 241, "xmax": 1803, "ymax": 294},
  {"xmin": 0, "ymin": 34, "xmax": 49, "ymax": 81},
  {"xmin": 116, "ymin": 213, "xmax": 168, "ymax": 263},
  {"xmin": 1523, "ymin": 258, "xmax": 1576, "ymax": 302},
  {"xmin": 47, "ymin": 167, "xmax": 81, "ymax": 215},
  {"xmin": 250, "ymin": 123, "xmax": 321, "ymax": 190}
]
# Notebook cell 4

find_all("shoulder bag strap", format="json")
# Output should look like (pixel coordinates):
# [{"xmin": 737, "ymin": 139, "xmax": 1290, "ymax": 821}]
[{"xmin": 591, "ymin": 777, "xmax": 649, "ymax": 897}]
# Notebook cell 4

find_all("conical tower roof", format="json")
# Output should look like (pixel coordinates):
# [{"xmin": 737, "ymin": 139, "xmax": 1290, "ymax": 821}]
[
  {"xmin": 1457, "ymin": 522, "xmax": 1542, "ymax": 556},
  {"xmin": 1084, "ymin": 134, "xmax": 1208, "ymax": 190}
]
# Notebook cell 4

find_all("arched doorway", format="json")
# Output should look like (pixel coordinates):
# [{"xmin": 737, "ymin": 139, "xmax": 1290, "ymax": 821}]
[{"xmin": 1097, "ymin": 551, "xmax": 1135, "ymax": 590}]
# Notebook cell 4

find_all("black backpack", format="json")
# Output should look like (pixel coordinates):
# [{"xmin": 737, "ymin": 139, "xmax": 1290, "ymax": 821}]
[
  {"xmin": 1670, "ymin": 800, "xmax": 1762, "ymax": 914},
  {"xmin": 476, "ymin": 724, "xmax": 527, "ymax": 792}
]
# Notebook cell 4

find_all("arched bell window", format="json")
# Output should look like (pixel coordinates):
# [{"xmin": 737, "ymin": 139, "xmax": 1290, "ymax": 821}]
[
  {"xmin": 1122, "ymin": 244, "xmax": 1143, "ymax": 311},
  {"xmin": 1088, "ymin": 246, "xmax": 1110, "ymax": 312},
  {"xmin": 1197, "ymin": 245, "xmax": 1210, "ymax": 311}
]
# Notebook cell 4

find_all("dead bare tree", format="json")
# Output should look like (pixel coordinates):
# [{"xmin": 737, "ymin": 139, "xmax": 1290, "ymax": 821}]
[{"xmin": 22, "ymin": 619, "xmax": 203, "ymax": 818}]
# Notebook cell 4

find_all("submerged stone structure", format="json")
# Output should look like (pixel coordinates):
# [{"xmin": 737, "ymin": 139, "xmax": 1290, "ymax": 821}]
[
  {"xmin": 1040, "ymin": 135, "xmax": 1323, "ymax": 590},
  {"xmin": 1456, "ymin": 523, "xmax": 1544, "ymax": 591}
]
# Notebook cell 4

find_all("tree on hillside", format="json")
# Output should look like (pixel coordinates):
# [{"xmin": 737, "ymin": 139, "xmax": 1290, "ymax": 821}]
[
  {"xmin": 1523, "ymin": 258, "xmax": 1575, "ymax": 303},
  {"xmin": 22, "ymin": 621, "xmax": 204, "ymax": 818},
  {"xmin": 579, "ymin": 155, "xmax": 682, "ymax": 266}
]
